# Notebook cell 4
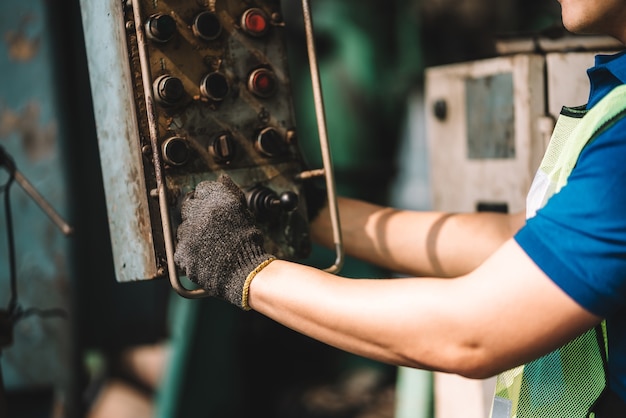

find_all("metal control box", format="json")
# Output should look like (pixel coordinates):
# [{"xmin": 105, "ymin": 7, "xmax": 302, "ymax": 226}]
[
  {"xmin": 425, "ymin": 45, "xmax": 620, "ymax": 216},
  {"xmin": 426, "ymin": 54, "xmax": 547, "ymax": 215},
  {"xmin": 80, "ymin": 0, "xmax": 314, "ymax": 294}
]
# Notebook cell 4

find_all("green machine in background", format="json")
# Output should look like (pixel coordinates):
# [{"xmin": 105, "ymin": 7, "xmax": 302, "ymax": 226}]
[
  {"xmin": 283, "ymin": 0, "xmax": 424, "ymax": 274},
  {"xmin": 285, "ymin": 0, "xmax": 423, "ymax": 207},
  {"xmin": 0, "ymin": 1, "xmax": 81, "ymax": 416}
]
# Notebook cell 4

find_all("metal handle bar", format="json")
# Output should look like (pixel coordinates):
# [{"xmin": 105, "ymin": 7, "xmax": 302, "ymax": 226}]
[{"xmin": 301, "ymin": 0, "xmax": 344, "ymax": 274}]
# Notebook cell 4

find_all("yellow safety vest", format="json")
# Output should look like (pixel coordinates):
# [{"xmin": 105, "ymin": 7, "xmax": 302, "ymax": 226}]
[{"xmin": 490, "ymin": 84, "xmax": 626, "ymax": 418}]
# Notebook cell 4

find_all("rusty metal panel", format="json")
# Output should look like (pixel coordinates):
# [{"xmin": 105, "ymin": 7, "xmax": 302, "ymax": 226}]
[
  {"xmin": 79, "ymin": 0, "xmax": 159, "ymax": 282},
  {"xmin": 466, "ymin": 72, "xmax": 515, "ymax": 159},
  {"xmin": 81, "ymin": 0, "xmax": 313, "ymax": 288},
  {"xmin": 125, "ymin": 0, "xmax": 309, "ymax": 258},
  {"xmin": 0, "ymin": 0, "xmax": 72, "ymax": 393}
]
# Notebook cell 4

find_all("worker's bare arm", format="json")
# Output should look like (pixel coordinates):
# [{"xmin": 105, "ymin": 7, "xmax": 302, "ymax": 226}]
[
  {"xmin": 248, "ymin": 238, "xmax": 601, "ymax": 378},
  {"xmin": 312, "ymin": 197, "xmax": 526, "ymax": 277}
]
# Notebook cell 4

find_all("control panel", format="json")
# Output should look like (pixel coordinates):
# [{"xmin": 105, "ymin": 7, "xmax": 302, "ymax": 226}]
[{"xmin": 80, "ymin": 0, "xmax": 343, "ymax": 297}]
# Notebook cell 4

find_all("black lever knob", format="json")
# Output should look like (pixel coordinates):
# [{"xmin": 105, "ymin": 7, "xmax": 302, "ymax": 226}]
[
  {"xmin": 277, "ymin": 191, "xmax": 298, "ymax": 212},
  {"xmin": 246, "ymin": 185, "xmax": 298, "ymax": 219}
]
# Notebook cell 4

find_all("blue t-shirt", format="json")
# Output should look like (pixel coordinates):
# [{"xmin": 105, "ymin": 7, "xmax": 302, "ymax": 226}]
[{"xmin": 515, "ymin": 49, "xmax": 626, "ymax": 400}]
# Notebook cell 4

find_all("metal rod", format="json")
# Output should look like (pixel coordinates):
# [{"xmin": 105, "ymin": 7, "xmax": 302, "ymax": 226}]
[
  {"xmin": 14, "ymin": 170, "xmax": 73, "ymax": 236},
  {"xmin": 295, "ymin": 168, "xmax": 325, "ymax": 181},
  {"xmin": 130, "ymin": 0, "xmax": 207, "ymax": 298},
  {"xmin": 301, "ymin": 0, "xmax": 344, "ymax": 274}
]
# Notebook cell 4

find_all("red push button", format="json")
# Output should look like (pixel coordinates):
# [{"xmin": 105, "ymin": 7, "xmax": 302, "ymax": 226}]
[
  {"xmin": 241, "ymin": 8, "xmax": 269, "ymax": 37},
  {"xmin": 248, "ymin": 68, "xmax": 277, "ymax": 98}
]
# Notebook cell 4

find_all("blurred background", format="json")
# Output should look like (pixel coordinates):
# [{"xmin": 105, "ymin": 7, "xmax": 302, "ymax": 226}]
[{"xmin": 0, "ymin": 0, "xmax": 572, "ymax": 417}]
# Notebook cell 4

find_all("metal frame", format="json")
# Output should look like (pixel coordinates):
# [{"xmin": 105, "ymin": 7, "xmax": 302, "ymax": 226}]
[{"xmin": 128, "ymin": 0, "xmax": 343, "ymax": 297}]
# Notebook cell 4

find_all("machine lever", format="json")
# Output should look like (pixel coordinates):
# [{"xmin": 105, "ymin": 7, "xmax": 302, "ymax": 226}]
[{"xmin": 247, "ymin": 185, "xmax": 298, "ymax": 218}]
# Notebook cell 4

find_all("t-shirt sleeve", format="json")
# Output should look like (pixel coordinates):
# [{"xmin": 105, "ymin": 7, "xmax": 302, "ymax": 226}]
[{"xmin": 515, "ymin": 117, "xmax": 626, "ymax": 317}]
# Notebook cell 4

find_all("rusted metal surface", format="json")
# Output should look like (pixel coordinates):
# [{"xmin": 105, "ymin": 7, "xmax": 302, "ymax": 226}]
[
  {"xmin": 3, "ymin": 15, "xmax": 40, "ymax": 62},
  {"xmin": 0, "ymin": 103, "xmax": 56, "ymax": 162},
  {"xmin": 125, "ymin": 0, "xmax": 311, "ymax": 268},
  {"xmin": 82, "ymin": 0, "xmax": 343, "ymax": 289},
  {"xmin": 0, "ymin": 0, "xmax": 72, "ymax": 394},
  {"xmin": 79, "ymin": 0, "xmax": 159, "ymax": 282}
]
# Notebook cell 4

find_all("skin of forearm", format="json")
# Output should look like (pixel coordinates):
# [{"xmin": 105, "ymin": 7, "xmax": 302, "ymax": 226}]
[
  {"xmin": 311, "ymin": 197, "xmax": 526, "ymax": 277},
  {"xmin": 249, "ymin": 260, "xmax": 460, "ymax": 372},
  {"xmin": 248, "ymin": 243, "xmax": 600, "ymax": 379}
]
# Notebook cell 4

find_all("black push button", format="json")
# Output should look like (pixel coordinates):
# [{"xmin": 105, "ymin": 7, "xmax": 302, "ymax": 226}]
[
  {"xmin": 162, "ymin": 137, "xmax": 190, "ymax": 166},
  {"xmin": 153, "ymin": 75, "xmax": 185, "ymax": 106},
  {"xmin": 200, "ymin": 72, "xmax": 229, "ymax": 101},
  {"xmin": 146, "ymin": 13, "xmax": 176, "ymax": 43},
  {"xmin": 193, "ymin": 12, "xmax": 222, "ymax": 41},
  {"xmin": 255, "ymin": 127, "xmax": 286, "ymax": 157}
]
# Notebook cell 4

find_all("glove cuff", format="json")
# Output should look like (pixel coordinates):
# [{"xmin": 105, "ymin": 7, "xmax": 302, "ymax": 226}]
[{"xmin": 241, "ymin": 257, "xmax": 276, "ymax": 310}]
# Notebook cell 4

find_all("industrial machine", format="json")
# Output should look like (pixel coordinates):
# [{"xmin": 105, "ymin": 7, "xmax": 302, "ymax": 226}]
[
  {"xmin": 5, "ymin": 0, "xmax": 622, "ymax": 416},
  {"xmin": 79, "ymin": 0, "xmax": 343, "ymax": 297},
  {"xmin": 2, "ymin": 1, "xmax": 347, "ymax": 415}
]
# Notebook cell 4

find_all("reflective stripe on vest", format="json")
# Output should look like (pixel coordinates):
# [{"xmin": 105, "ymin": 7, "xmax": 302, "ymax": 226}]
[{"xmin": 490, "ymin": 84, "xmax": 626, "ymax": 418}]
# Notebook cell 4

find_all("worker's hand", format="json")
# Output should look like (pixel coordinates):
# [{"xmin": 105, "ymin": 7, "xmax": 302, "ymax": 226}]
[{"xmin": 174, "ymin": 175, "xmax": 275, "ymax": 310}]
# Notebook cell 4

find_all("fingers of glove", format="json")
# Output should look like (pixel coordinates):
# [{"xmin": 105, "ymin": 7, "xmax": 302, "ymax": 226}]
[
  {"xmin": 192, "ymin": 175, "xmax": 244, "ymax": 203},
  {"xmin": 179, "ymin": 195, "xmax": 214, "ymax": 221},
  {"xmin": 191, "ymin": 180, "xmax": 219, "ymax": 200},
  {"xmin": 174, "ymin": 214, "xmax": 198, "ymax": 246},
  {"xmin": 180, "ymin": 183, "xmax": 242, "ymax": 221},
  {"xmin": 217, "ymin": 174, "xmax": 247, "ymax": 205},
  {"xmin": 174, "ymin": 219, "xmax": 200, "ymax": 262},
  {"xmin": 174, "ymin": 223, "xmax": 212, "ymax": 285}
]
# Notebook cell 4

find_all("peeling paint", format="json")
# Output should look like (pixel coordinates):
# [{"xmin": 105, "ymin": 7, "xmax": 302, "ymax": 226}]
[
  {"xmin": 3, "ymin": 14, "xmax": 41, "ymax": 62},
  {"xmin": 0, "ymin": 102, "xmax": 57, "ymax": 162},
  {"xmin": 0, "ymin": 0, "xmax": 72, "ymax": 394}
]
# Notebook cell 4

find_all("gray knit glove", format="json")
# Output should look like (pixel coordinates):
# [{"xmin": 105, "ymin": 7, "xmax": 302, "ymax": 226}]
[{"xmin": 174, "ymin": 175, "xmax": 275, "ymax": 310}]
